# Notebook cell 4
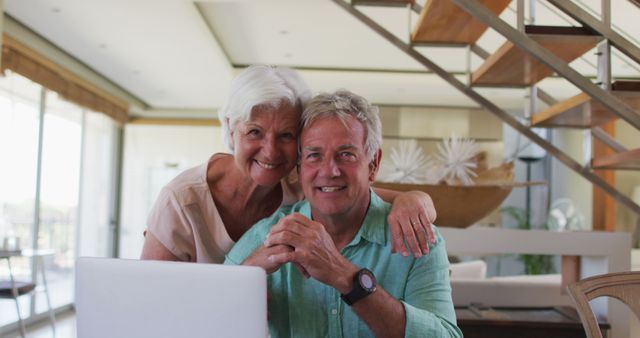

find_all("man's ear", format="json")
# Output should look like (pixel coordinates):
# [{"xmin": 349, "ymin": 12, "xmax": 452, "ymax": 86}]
[{"xmin": 368, "ymin": 149, "xmax": 382, "ymax": 182}]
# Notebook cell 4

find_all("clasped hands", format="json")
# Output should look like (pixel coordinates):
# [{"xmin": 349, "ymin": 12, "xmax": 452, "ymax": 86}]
[
  {"xmin": 244, "ymin": 213, "xmax": 358, "ymax": 293},
  {"xmin": 243, "ymin": 199, "xmax": 437, "ymax": 294}
]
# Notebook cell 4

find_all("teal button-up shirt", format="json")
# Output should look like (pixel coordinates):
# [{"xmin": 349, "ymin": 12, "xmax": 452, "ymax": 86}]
[{"xmin": 225, "ymin": 190, "xmax": 462, "ymax": 338}]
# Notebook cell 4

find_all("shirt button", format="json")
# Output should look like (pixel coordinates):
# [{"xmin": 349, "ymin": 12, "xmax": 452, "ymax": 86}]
[{"xmin": 331, "ymin": 309, "xmax": 338, "ymax": 315}]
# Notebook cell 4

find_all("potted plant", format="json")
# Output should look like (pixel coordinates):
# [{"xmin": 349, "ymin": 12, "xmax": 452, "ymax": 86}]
[{"xmin": 500, "ymin": 206, "xmax": 555, "ymax": 275}]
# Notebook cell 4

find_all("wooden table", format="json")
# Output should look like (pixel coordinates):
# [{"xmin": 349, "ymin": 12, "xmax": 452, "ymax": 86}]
[{"xmin": 456, "ymin": 305, "xmax": 610, "ymax": 338}]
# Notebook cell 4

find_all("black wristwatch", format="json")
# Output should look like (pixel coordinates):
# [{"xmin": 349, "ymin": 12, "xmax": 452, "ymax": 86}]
[{"xmin": 340, "ymin": 268, "xmax": 377, "ymax": 306}]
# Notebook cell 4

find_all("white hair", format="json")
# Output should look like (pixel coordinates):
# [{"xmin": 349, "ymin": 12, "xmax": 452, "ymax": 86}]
[
  {"xmin": 219, "ymin": 65, "xmax": 311, "ymax": 151},
  {"xmin": 300, "ymin": 90, "xmax": 382, "ymax": 160}
]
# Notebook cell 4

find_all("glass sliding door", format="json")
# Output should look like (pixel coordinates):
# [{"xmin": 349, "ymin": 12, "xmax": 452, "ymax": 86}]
[
  {"xmin": 0, "ymin": 71, "xmax": 120, "ymax": 334},
  {"xmin": 0, "ymin": 72, "xmax": 43, "ymax": 326},
  {"xmin": 76, "ymin": 111, "xmax": 116, "ymax": 258},
  {"xmin": 37, "ymin": 91, "xmax": 83, "ymax": 311}
]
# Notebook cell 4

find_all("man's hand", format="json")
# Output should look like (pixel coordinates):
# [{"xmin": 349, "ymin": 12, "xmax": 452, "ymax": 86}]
[{"xmin": 264, "ymin": 213, "xmax": 358, "ymax": 293}]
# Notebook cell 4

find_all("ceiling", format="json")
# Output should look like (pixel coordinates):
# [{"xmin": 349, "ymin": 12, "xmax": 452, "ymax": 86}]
[{"xmin": 4, "ymin": 0, "xmax": 640, "ymax": 118}]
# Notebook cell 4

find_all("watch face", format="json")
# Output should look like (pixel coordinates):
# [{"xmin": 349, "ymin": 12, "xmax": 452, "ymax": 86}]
[
  {"xmin": 341, "ymin": 269, "xmax": 377, "ymax": 306},
  {"xmin": 361, "ymin": 274, "xmax": 374, "ymax": 289}
]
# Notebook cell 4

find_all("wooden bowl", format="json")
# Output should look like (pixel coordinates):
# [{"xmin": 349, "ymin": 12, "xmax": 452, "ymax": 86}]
[{"xmin": 374, "ymin": 163, "xmax": 543, "ymax": 228}]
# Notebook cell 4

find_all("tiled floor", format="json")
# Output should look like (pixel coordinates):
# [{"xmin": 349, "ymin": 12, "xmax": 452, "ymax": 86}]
[{"xmin": 6, "ymin": 310, "xmax": 75, "ymax": 338}]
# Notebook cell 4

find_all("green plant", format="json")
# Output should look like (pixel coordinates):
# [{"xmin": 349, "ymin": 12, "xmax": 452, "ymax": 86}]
[{"xmin": 500, "ymin": 206, "xmax": 555, "ymax": 275}]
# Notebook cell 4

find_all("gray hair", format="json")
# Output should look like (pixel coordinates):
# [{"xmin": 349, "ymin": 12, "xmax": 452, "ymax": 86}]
[
  {"xmin": 300, "ymin": 90, "xmax": 382, "ymax": 160},
  {"xmin": 219, "ymin": 65, "xmax": 311, "ymax": 151}
]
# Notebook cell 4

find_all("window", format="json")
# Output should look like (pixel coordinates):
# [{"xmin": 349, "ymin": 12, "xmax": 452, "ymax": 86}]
[
  {"xmin": 36, "ymin": 91, "xmax": 83, "ymax": 311},
  {"xmin": 77, "ymin": 111, "xmax": 116, "ymax": 258},
  {"xmin": 0, "ymin": 72, "xmax": 43, "ymax": 327},
  {"xmin": 0, "ymin": 71, "xmax": 119, "ymax": 330}
]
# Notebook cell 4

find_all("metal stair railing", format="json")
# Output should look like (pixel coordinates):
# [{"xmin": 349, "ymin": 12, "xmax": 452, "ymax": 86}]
[
  {"xmin": 333, "ymin": 0, "xmax": 640, "ymax": 215},
  {"xmin": 547, "ymin": 0, "xmax": 640, "ymax": 66},
  {"xmin": 452, "ymin": 0, "xmax": 640, "ymax": 131},
  {"xmin": 409, "ymin": 1, "xmax": 628, "ymax": 156},
  {"xmin": 503, "ymin": 1, "xmax": 640, "ymax": 74},
  {"xmin": 456, "ymin": 0, "xmax": 635, "ymax": 159},
  {"xmin": 538, "ymin": 0, "xmax": 640, "ymax": 74}
]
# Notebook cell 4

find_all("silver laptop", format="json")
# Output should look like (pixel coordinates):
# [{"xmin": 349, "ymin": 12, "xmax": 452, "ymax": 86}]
[{"xmin": 75, "ymin": 257, "xmax": 267, "ymax": 338}]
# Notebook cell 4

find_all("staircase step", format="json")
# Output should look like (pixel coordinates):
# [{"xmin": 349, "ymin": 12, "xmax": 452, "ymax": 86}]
[
  {"xmin": 531, "ymin": 81, "xmax": 640, "ymax": 128},
  {"xmin": 411, "ymin": 0, "xmax": 511, "ymax": 44},
  {"xmin": 612, "ymin": 80, "xmax": 640, "ymax": 91},
  {"xmin": 592, "ymin": 148, "xmax": 640, "ymax": 170},
  {"xmin": 352, "ymin": 0, "xmax": 414, "ymax": 7},
  {"xmin": 471, "ymin": 26, "xmax": 601, "ymax": 87}
]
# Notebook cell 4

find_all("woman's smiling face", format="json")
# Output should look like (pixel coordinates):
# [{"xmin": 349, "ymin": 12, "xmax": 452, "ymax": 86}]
[{"xmin": 231, "ymin": 103, "xmax": 300, "ymax": 187}]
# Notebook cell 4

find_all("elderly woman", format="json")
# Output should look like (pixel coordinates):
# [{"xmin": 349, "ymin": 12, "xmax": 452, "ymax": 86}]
[{"xmin": 141, "ymin": 65, "xmax": 436, "ymax": 263}]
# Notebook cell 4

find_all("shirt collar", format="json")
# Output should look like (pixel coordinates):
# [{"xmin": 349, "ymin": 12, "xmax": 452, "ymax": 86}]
[
  {"xmin": 357, "ymin": 189, "xmax": 388, "ymax": 246},
  {"xmin": 300, "ymin": 189, "xmax": 388, "ymax": 247}
]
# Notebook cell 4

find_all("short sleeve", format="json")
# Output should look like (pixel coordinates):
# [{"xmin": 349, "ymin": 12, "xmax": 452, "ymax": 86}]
[
  {"xmin": 146, "ymin": 187, "xmax": 197, "ymax": 262},
  {"xmin": 402, "ymin": 229, "xmax": 463, "ymax": 338}
]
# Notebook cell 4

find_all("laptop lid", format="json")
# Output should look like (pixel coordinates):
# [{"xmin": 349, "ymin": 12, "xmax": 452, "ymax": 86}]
[{"xmin": 75, "ymin": 257, "xmax": 267, "ymax": 338}]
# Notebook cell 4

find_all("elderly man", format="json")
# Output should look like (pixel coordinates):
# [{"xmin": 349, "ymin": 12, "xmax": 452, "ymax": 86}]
[{"xmin": 225, "ymin": 90, "xmax": 462, "ymax": 338}]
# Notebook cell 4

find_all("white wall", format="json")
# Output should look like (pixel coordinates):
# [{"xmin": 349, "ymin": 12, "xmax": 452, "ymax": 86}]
[
  {"xmin": 118, "ymin": 124, "xmax": 225, "ymax": 259},
  {"xmin": 615, "ymin": 120, "xmax": 640, "ymax": 245},
  {"xmin": 549, "ymin": 128, "xmax": 593, "ymax": 230}
]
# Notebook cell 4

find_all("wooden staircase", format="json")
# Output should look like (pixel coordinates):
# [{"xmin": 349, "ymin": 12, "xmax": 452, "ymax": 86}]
[
  {"xmin": 412, "ymin": 0, "xmax": 511, "ymax": 44},
  {"xmin": 592, "ymin": 148, "xmax": 640, "ymax": 170},
  {"xmin": 334, "ymin": 0, "xmax": 640, "ymax": 216},
  {"xmin": 471, "ymin": 26, "xmax": 601, "ymax": 87},
  {"xmin": 531, "ymin": 81, "xmax": 640, "ymax": 129}
]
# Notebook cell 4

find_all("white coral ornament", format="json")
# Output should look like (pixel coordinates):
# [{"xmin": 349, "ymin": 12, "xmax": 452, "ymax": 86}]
[
  {"xmin": 379, "ymin": 140, "xmax": 432, "ymax": 184},
  {"xmin": 434, "ymin": 135, "xmax": 479, "ymax": 185}
]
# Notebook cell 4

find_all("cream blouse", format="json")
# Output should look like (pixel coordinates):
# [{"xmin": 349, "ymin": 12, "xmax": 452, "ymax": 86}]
[{"xmin": 146, "ymin": 154, "xmax": 303, "ymax": 263}]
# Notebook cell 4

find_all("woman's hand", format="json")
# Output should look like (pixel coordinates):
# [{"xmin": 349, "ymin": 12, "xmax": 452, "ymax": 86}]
[
  {"xmin": 243, "ymin": 244, "xmax": 293, "ymax": 274},
  {"xmin": 387, "ymin": 190, "xmax": 437, "ymax": 258}
]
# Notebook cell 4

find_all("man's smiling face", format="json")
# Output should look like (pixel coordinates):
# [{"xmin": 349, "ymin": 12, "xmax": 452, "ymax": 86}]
[{"xmin": 299, "ymin": 115, "xmax": 378, "ymax": 219}]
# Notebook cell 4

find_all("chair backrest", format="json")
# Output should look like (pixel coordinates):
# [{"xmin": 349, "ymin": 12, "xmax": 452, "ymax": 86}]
[{"xmin": 567, "ymin": 271, "xmax": 640, "ymax": 338}]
